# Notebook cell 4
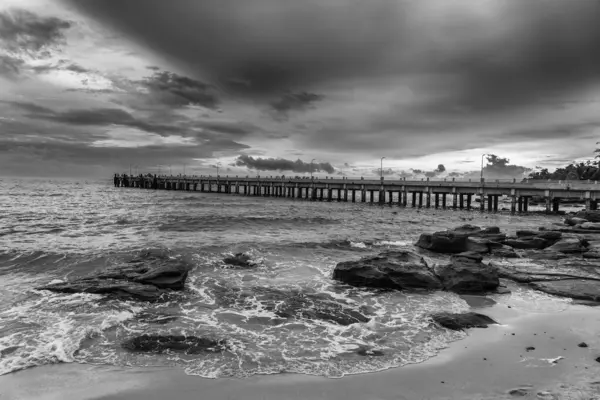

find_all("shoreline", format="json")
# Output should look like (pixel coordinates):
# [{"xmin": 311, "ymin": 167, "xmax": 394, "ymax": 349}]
[{"xmin": 2, "ymin": 300, "xmax": 599, "ymax": 400}]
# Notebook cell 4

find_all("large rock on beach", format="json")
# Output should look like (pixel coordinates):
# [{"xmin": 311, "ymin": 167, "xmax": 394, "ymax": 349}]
[
  {"xmin": 529, "ymin": 280, "xmax": 600, "ymax": 302},
  {"xmin": 490, "ymin": 260, "xmax": 600, "ymax": 301},
  {"xmin": 333, "ymin": 250, "xmax": 442, "ymax": 290},
  {"xmin": 37, "ymin": 249, "xmax": 192, "ymax": 301},
  {"xmin": 122, "ymin": 334, "xmax": 228, "ymax": 354},
  {"xmin": 416, "ymin": 225, "xmax": 507, "ymax": 254},
  {"xmin": 434, "ymin": 252, "xmax": 499, "ymax": 293},
  {"xmin": 415, "ymin": 231, "xmax": 471, "ymax": 253},
  {"xmin": 432, "ymin": 312, "xmax": 498, "ymax": 331}
]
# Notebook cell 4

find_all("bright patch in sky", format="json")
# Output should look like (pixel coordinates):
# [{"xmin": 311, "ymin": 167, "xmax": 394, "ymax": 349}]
[{"xmin": 91, "ymin": 128, "xmax": 196, "ymax": 148}]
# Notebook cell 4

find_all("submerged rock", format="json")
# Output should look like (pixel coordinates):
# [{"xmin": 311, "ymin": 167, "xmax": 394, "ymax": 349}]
[
  {"xmin": 214, "ymin": 286, "xmax": 371, "ymax": 326},
  {"xmin": 122, "ymin": 334, "xmax": 228, "ymax": 354},
  {"xmin": 275, "ymin": 295, "xmax": 370, "ymax": 326},
  {"xmin": 223, "ymin": 253, "xmax": 254, "ymax": 268},
  {"xmin": 37, "ymin": 249, "xmax": 192, "ymax": 301},
  {"xmin": 333, "ymin": 250, "xmax": 442, "ymax": 290},
  {"xmin": 434, "ymin": 252, "xmax": 499, "ymax": 294},
  {"xmin": 432, "ymin": 312, "xmax": 498, "ymax": 331}
]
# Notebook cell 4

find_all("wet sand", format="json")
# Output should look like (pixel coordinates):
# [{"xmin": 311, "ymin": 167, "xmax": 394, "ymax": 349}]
[{"xmin": 2, "ymin": 300, "xmax": 600, "ymax": 400}]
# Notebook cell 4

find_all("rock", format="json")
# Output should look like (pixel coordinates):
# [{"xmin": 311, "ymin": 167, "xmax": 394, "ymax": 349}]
[
  {"xmin": 578, "ymin": 342, "xmax": 588, "ymax": 348},
  {"xmin": 36, "ymin": 249, "xmax": 192, "ymax": 300},
  {"xmin": 95, "ymin": 255, "xmax": 190, "ymax": 290},
  {"xmin": 536, "ymin": 231, "xmax": 562, "ymax": 241},
  {"xmin": 415, "ymin": 231, "xmax": 471, "ymax": 253},
  {"xmin": 223, "ymin": 253, "xmax": 254, "ymax": 268},
  {"xmin": 503, "ymin": 237, "xmax": 549, "ymax": 250},
  {"xmin": 415, "ymin": 225, "xmax": 507, "ymax": 254},
  {"xmin": 122, "ymin": 334, "xmax": 228, "ymax": 354},
  {"xmin": 508, "ymin": 388, "xmax": 531, "ymax": 397},
  {"xmin": 356, "ymin": 347, "xmax": 384, "ymax": 356},
  {"xmin": 545, "ymin": 238, "xmax": 588, "ymax": 254},
  {"xmin": 475, "ymin": 232, "xmax": 507, "ymax": 242},
  {"xmin": 516, "ymin": 230, "xmax": 538, "ymax": 238},
  {"xmin": 490, "ymin": 245, "xmax": 519, "ymax": 259},
  {"xmin": 524, "ymin": 251, "xmax": 568, "ymax": 260},
  {"xmin": 275, "ymin": 295, "xmax": 370, "ymax": 326},
  {"xmin": 433, "ymin": 252, "xmax": 499, "ymax": 294},
  {"xmin": 581, "ymin": 222, "xmax": 600, "ymax": 230},
  {"xmin": 333, "ymin": 250, "xmax": 442, "ymax": 290},
  {"xmin": 529, "ymin": 280, "xmax": 600, "ymax": 302},
  {"xmin": 431, "ymin": 312, "xmax": 498, "ymax": 330},
  {"xmin": 565, "ymin": 217, "xmax": 588, "ymax": 226},
  {"xmin": 465, "ymin": 237, "xmax": 493, "ymax": 253},
  {"xmin": 576, "ymin": 210, "xmax": 600, "ymax": 222},
  {"xmin": 37, "ymin": 278, "xmax": 167, "ymax": 301},
  {"xmin": 451, "ymin": 224, "xmax": 483, "ymax": 235}
]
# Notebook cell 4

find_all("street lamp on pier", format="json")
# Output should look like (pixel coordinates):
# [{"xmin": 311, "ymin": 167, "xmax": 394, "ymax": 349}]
[
  {"xmin": 216, "ymin": 162, "xmax": 221, "ymax": 176},
  {"xmin": 380, "ymin": 157, "xmax": 386, "ymax": 179},
  {"xmin": 310, "ymin": 159, "xmax": 316, "ymax": 179},
  {"xmin": 480, "ymin": 154, "xmax": 488, "ymax": 182}
]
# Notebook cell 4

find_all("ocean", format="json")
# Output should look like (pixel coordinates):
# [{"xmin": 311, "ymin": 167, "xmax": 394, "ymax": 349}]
[{"xmin": 0, "ymin": 177, "xmax": 573, "ymax": 378}]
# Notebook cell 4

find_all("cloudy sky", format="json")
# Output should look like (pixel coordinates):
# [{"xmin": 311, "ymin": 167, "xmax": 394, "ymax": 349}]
[{"xmin": 1, "ymin": 0, "xmax": 600, "ymax": 178}]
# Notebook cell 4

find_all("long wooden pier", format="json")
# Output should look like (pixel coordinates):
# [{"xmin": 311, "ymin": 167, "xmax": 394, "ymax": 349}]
[{"xmin": 113, "ymin": 174, "xmax": 600, "ymax": 214}]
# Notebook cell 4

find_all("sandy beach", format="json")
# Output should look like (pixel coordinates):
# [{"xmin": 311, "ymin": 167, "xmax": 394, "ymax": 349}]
[{"xmin": 2, "ymin": 298, "xmax": 599, "ymax": 400}]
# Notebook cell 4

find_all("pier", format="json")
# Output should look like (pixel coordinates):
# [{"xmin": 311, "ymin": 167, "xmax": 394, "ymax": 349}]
[{"xmin": 113, "ymin": 174, "xmax": 600, "ymax": 214}]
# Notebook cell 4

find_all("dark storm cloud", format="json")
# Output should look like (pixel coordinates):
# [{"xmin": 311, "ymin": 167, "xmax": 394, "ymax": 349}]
[
  {"xmin": 503, "ymin": 121, "xmax": 600, "ymax": 140},
  {"xmin": 0, "ymin": 54, "xmax": 24, "ymax": 77},
  {"xmin": 66, "ymin": 0, "xmax": 600, "ymax": 111},
  {"xmin": 0, "ymin": 8, "xmax": 72, "ymax": 53},
  {"xmin": 234, "ymin": 155, "xmax": 335, "ymax": 174},
  {"xmin": 3, "ymin": 100, "xmax": 181, "ymax": 135},
  {"xmin": 193, "ymin": 120, "xmax": 257, "ymax": 136},
  {"xmin": 137, "ymin": 70, "xmax": 219, "ymax": 109},
  {"xmin": 269, "ymin": 92, "xmax": 323, "ymax": 119}
]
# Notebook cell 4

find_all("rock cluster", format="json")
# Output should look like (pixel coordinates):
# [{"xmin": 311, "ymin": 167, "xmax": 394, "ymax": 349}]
[{"xmin": 333, "ymin": 250, "xmax": 499, "ymax": 294}]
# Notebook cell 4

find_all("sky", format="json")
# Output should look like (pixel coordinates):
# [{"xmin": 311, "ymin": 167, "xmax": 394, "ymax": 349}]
[{"xmin": 1, "ymin": 0, "xmax": 600, "ymax": 178}]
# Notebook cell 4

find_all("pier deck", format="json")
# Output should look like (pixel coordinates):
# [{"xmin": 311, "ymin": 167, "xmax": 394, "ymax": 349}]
[{"xmin": 113, "ymin": 175, "xmax": 600, "ymax": 214}]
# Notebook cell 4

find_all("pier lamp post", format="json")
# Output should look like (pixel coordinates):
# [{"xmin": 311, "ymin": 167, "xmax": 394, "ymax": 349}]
[
  {"xmin": 380, "ymin": 157, "xmax": 386, "ymax": 179},
  {"xmin": 216, "ymin": 162, "xmax": 221, "ymax": 176},
  {"xmin": 480, "ymin": 154, "xmax": 488, "ymax": 182},
  {"xmin": 183, "ymin": 164, "xmax": 187, "ymax": 176},
  {"xmin": 168, "ymin": 165, "xmax": 172, "ymax": 176},
  {"xmin": 310, "ymin": 158, "xmax": 316, "ymax": 179}
]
